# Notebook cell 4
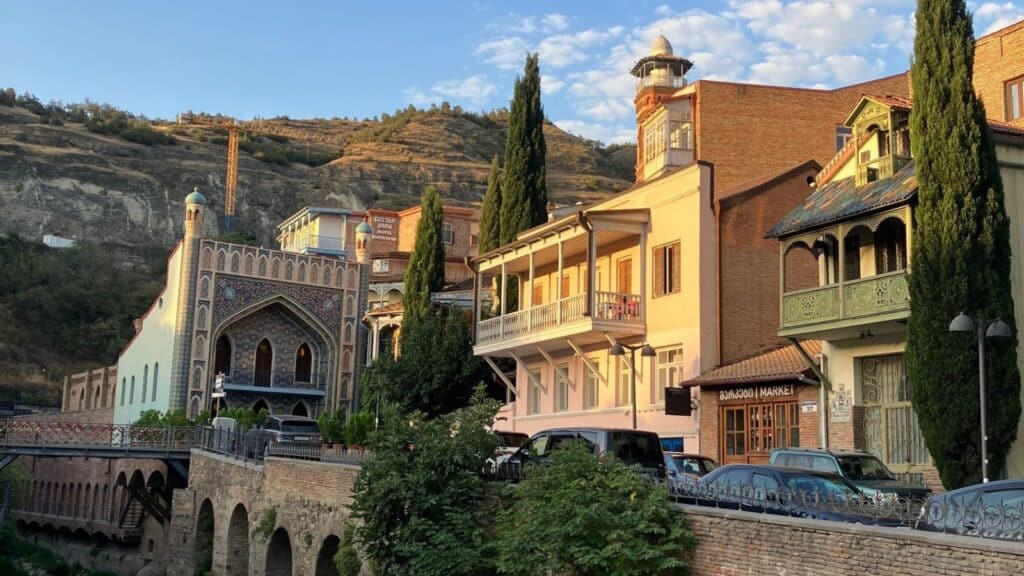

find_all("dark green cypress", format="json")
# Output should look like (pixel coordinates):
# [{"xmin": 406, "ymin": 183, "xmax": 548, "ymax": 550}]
[
  {"xmin": 479, "ymin": 155, "xmax": 502, "ymax": 253},
  {"xmin": 500, "ymin": 53, "xmax": 547, "ymax": 245},
  {"xmin": 402, "ymin": 186, "xmax": 446, "ymax": 329},
  {"xmin": 906, "ymin": 0, "xmax": 1020, "ymax": 488}
]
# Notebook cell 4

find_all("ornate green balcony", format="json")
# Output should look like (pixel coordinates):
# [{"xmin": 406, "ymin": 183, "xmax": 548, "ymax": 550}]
[{"xmin": 780, "ymin": 270, "xmax": 909, "ymax": 338}]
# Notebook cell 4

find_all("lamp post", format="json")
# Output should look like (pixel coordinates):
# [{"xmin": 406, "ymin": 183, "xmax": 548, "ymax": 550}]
[
  {"xmin": 609, "ymin": 342, "xmax": 656, "ymax": 430},
  {"xmin": 949, "ymin": 312, "xmax": 1013, "ymax": 483}
]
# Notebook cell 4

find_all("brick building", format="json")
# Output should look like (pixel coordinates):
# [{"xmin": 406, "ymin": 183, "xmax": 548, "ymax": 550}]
[{"xmin": 973, "ymin": 18, "xmax": 1024, "ymax": 128}]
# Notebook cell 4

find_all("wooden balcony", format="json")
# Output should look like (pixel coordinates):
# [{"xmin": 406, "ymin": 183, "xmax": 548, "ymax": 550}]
[
  {"xmin": 779, "ymin": 270, "xmax": 910, "ymax": 339},
  {"xmin": 474, "ymin": 291, "xmax": 644, "ymax": 358}
]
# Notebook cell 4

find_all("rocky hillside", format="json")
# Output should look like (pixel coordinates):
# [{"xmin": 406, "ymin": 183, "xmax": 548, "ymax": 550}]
[{"xmin": 0, "ymin": 101, "xmax": 636, "ymax": 251}]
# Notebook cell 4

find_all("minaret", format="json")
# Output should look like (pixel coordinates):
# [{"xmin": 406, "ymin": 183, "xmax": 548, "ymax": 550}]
[
  {"xmin": 350, "ymin": 218, "xmax": 373, "ymax": 413},
  {"xmin": 169, "ymin": 188, "xmax": 207, "ymax": 412},
  {"xmin": 630, "ymin": 34, "xmax": 693, "ymax": 182}
]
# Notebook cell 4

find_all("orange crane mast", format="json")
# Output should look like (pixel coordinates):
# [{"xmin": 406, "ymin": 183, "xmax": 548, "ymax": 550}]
[{"xmin": 176, "ymin": 113, "xmax": 347, "ymax": 230}]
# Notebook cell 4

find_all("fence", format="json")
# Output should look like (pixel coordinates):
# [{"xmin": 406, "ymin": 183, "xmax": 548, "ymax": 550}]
[{"xmin": 193, "ymin": 427, "xmax": 374, "ymax": 466}]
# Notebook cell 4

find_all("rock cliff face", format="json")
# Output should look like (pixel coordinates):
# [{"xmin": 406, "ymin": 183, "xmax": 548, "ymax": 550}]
[{"xmin": 0, "ymin": 104, "xmax": 635, "ymax": 250}]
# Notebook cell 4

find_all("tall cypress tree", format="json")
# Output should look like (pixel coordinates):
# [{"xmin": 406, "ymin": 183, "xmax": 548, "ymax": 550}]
[
  {"xmin": 500, "ymin": 53, "xmax": 547, "ymax": 245},
  {"xmin": 402, "ymin": 186, "xmax": 446, "ymax": 329},
  {"xmin": 906, "ymin": 0, "xmax": 1021, "ymax": 488},
  {"xmin": 479, "ymin": 155, "xmax": 502, "ymax": 253}
]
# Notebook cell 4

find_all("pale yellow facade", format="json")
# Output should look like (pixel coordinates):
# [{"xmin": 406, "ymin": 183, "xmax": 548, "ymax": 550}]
[
  {"xmin": 998, "ymin": 139, "xmax": 1024, "ymax": 476},
  {"xmin": 473, "ymin": 162, "xmax": 715, "ymax": 447}
]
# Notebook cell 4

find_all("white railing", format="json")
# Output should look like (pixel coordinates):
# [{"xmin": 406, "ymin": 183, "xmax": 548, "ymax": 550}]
[{"xmin": 475, "ymin": 292, "xmax": 640, "ymax": 345}]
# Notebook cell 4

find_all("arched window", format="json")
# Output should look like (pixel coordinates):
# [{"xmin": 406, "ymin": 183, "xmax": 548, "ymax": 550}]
[
  {"xmin": 874, "ymin": 218, "xmax": 907, "ymax": 274},
  {"xmin": 215, "ymin": 334, "xmax": 233, "ymax": 378},
  {"xmin": 130, "ymin": 376, "xmax": 136, "ymax": 404},
  {"xmin": 294, "ymin": 343, "xmax": 312, "ymax": 383},
  {"xmin": 152, "ymin": 363, "xmax": 159, "ymax": 401},
  {"xmin": 120, "ymin": 378, "xmax": 126, "ymax": 406},
  {"xmin": 255, "ymin": 339, "xmax": 273, "ymax": 387},
  {"xmin": 142, "ymin": 365, "xmax": 149, "ymax": 404},
  {"xmin": 253, "ymin": 398, "xmax": 270, "ymax": 414}
]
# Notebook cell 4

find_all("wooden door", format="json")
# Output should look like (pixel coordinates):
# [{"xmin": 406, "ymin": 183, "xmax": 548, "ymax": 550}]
[
  {"xmin": 617, "ymin": 258, "xmax": 632, "ymax": 293},
  {"xmin": 532, "ymin": 284, "xmax": 544, "ymax": 306}
]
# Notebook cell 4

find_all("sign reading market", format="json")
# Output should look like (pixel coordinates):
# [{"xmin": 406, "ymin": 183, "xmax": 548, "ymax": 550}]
[{"xmin": 718, "ymin": 384, "xmax": 795, "ymax": 402}]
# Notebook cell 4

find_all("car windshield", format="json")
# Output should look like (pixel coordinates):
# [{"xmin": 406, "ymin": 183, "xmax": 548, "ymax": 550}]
[
  {"xmin": 701, "ymin": 458, "xmax": 720, "ymax": 472},
  {"xmin": 836, "ymin": 455, "xmax": 895, "ymax": 481},
  {"xmin": 611, "ymin": 433, "xmax": 663, "ymax": 465},
  {"xmin": 785, "ymin": 473, "xmax": 862, "ymax": 500},
  {"xmin": 281, "ymin": 421, "xmax": 319, "ymax": 434}
]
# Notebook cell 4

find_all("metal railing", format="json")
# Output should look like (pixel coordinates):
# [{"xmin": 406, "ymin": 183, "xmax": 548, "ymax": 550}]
[
  {"xmin": 476, "ymin": 292, "xmax": 641, "ymax": 345},
  {"xmin": 266, "ymin": 443, "xmax": 374, "ymax": 465},
  {"xmin": 0, "ymin": 421, "xmax": 198, "ymax": 454}
]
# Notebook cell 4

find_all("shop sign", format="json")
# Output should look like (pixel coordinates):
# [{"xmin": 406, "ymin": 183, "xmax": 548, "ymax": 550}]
[
  {"xmin": 371, "ymin": 214, "xmax": 398, "ymax": 242},
  {"xmin": 718, "ymin": 384, "xmax": 795, "ymax": 402},
  {"xmin": 801, "ymin": 401, "xmax": 817, "ymax": 413}
]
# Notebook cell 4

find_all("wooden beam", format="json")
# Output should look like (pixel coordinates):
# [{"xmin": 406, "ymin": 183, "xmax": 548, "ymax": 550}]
[
  {"xmin": 568, "ymin": 339, "xmax": 606, "ymax": 386},
  {"xmin": 510, "ymin": 353, "xmax": 544, "ymax": 391},
  {"xmin": 483, "ymin": 356, "xmax": 516, "ymax": 396},
  {"xmin": 602, "ymin": 333, "xmax": 632, "ymax": 371},
  {"xmin": 537, "ymin": 347, "xmax": 573, "ymax": 389}
]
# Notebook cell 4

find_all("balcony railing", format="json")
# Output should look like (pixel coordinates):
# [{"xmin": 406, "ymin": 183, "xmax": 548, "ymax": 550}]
[
  {"xmin": 289, "ymin": 234, "xmax": 345, "ymax": 253},
  {"xmin": 781, "ymin": 270, "xmax": 909, "ymax": 331},
  {"xmin": 477, "ymin": 292, "xmax": 642, "ymax": 345}
]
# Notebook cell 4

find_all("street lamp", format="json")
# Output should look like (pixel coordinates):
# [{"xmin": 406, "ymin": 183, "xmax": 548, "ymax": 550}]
[
  {"xmin": 949, "ymin": 312, "xmax": 1013, "ymax": 483},
  {"xmin": 609, "ymin": 342, "xmax": 657, "ymax": 430}
]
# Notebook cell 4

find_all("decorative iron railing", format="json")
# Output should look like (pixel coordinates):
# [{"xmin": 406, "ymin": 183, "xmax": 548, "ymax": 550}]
[
  {"xmin": 0, "ymin": 421, "xmax": 199, "ymax": 453},
  {"xmin": 781, "ymin": 270, "xmax": 909, "ymax": 330}
]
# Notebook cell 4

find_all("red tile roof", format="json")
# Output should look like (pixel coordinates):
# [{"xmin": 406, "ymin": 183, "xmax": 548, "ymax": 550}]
[{"xmin": 684, "ymin": 340, "xmax": 822, "ymax": 387}]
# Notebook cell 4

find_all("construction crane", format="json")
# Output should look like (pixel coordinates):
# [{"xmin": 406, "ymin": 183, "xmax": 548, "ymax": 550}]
[{"xmin": 176, "ymin": 113, "xmax": 347, "ymax": 231}]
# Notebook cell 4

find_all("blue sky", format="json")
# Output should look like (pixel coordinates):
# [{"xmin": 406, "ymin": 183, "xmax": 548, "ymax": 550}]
[{"xmin": 1, "ymin": 1, "xmax": 1021, "ymax": 143}]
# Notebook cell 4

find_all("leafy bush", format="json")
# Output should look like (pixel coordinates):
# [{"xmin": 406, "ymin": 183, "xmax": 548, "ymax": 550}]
[
  {"xmin": 217, "ymin": 407, "xmax": 269, "ymax": 431},
  {"xmin": 343, "ymin": 411, "xmax": 374, "ymax": 446},
  {"xmin": 0, "ymin": 87, "xmax": 16, "ymax": 107},
  {"xmin": 495, "ymin": 442, "xmax": 695, "ymax": 576},
  {"xmin": 0, "ymin": 460, "xmax": 33, "ymax": 508},
  {"xmin": 334, "ymin": 523, "xmax": 363, "ymax": 576},
  {"xmin": 255, "ymin": 507, "xmax": 277, "ymax": 541},
  {"xmin": 317, "ymin": 409, "xmax": 346, "ymax": 444},
  {"xmin": 133, "ymin": 408, "xmax": 209, "ymax": 427},
  {"xmin": 351, "ymin": 391, "xmax": 500, "ymax": 575}
]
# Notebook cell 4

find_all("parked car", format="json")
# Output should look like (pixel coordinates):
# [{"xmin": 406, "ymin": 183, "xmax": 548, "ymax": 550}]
[
  {"xmin": 247, "ymin": 415, "xmax": 322, "ymax": 449},
  {"xmin": 915, "ymin": 479, "xmax": 1024, "ymax": 541},
  {"xmin": 497, "ymin": 428, "xmax": 667, "ymax": 480},
  {"xmin": 489, "ymin": 430, "xmax": 529, "ymax": 471},
  {"xmin": 680, "ymin": 463, "xmax": 903, "ymax": 527},
  {"xmin": 769, "ymin": 447, "xmax": 931, "ymax": 501},
  {"xmin": 664, "ymin": 452, "xmax": 719, "ymax": 483}
]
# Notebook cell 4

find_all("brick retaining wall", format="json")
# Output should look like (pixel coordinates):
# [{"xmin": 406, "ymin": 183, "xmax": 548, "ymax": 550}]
[{"xmin": 679, "ymin": 504, "xmax": 1024, "ymax": 576}]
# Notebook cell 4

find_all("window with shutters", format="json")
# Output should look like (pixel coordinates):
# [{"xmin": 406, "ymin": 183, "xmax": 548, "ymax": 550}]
[
  {"xmin": 561, "ymin": 275, "xmax": 570, "ymax": 300},
  {"xmin": 653, "ymin": 242, "xmax": 681, "ymax": 297},
  {"xmin": 532, "ymin": 284, "xmax": 544, "ymax": 306},
  {"xmin": 442, "ymin": 222, "xmax": 454, "ymax": 245},
  {"xmin": 616, "ymin": 258, "xmax": 632, "ymax": 294}
]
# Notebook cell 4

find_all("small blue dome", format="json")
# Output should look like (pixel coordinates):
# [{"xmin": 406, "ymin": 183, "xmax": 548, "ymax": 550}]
[
  {"xmin": 185, "ymin": 187, "xmax": 207, "ymax": 205},
  {"xmin": 356, "ymin": 220, "xmax": 372, "ymax": 234}
]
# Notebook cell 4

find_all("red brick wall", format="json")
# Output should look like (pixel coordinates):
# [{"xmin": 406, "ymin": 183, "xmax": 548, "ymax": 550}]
[
  {"xmin": 695, "ymin": 74, "xmax": 911, "ymax": 193},
  {"xmin": 974, "ymin": 20, "xmax": 1024, "ymax": 126},
  {"xmin": 718, "ymin": 165, "xmax": 821, "ymax": 363}
]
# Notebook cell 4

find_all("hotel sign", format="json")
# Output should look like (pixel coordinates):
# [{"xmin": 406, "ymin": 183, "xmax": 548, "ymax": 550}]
[
  {"xmin": 371, "ymin": 214, "xmax": 398, "ymax": 242},
  {"xmin": 718, "ymin": 384, "xmax": 795, "ymax": 402}
]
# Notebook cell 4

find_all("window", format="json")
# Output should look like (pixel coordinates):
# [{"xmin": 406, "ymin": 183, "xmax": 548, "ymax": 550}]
[
  {"xmin": 129, "ymin": 376, "xmax": 135, "ymax": 405},
  {"xmin": 861, "ymin": 355, "xmax": 930, "ymax": 468},
  {"xmin": 295, "ymin": 343, "xmax": 312, "ymax": 383},
  {"xmin": 653, "ymin": 242, "xmax": 681, "ymax": 296},
  {"xmin": 442, "ymin": 222, "xmax": 454, "ymax": 245},
  {"xmin": 835, "ymin": 125, "xmax": 853, "ymax": 151},
  {"xmin": 670, "ymin": 121, "xmax": 691, "ymax": 149},
  {"xmin": 1006, "ymin": 75, "xmax": 1024, "ymax": 121},
  {"xmin": 643, "ymin": 120, "xmax": 666, "ymax": 162},
  {"xmin": 555, "ymin": 364, "xmax": 569, "ymax": 412},
  {"xmin": 152, "ymin": 363, "xmax": 158, "ymax": 402},
  {"xmin": 875, "ymin": 218, "xmax": 907, "ymax": 274},
  {"xmin": 723, "ymin": 406, "xmax": 746, "ymax": 458},
  {"xmin": 773, "ymin": 403, "xmax": 800, "ymax": 450},
  {"xmin": 583, "ymin": 358, "xmax": 599, "ymax": 410},
  {"xmin": 470, "ymin": 233, "xmax": 479, "ymax": 247},
  {"xmin": 655, "ymin": 346, "xmax": 684, "ymax": 402},
  {"xmin": 142, "ymin": 365, "xmax": 148, "ymax": 404},
  {"xmin": 617, "ymin": 357, "xmax": 632, "ymax": 406},
  {"xmin": 120, "ymin": 378, "xmax": 126, "ymax": 406},
  {"xmin": 616, "ymin": 258, "xmax": 632, "ymax": 293},
  {"xmin": 560, "ymin": 275, "xmax": 570, "ymax": 300},
  {"xmin": 532, "ymin": 284, "xmax": 544, "ymax": 306},
  {"xmin": 528, "ymin": 369, "xmax": 542, "ymax": 415},
  {"xmin": 372, "ymin": 259, "xmax": 389, "ymax": 274},
  {"xmin": 214, "ymin": 335, "xmax": 232, "ymax": 377}
]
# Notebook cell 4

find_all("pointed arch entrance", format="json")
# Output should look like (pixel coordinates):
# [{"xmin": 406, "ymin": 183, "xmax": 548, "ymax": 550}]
[{"xmin": 255, "ymin": 338, "xmax": 273, "ymax": 387}]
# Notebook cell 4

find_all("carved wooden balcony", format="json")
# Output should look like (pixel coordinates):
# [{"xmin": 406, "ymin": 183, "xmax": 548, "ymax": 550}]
[{"xmin": 780, "ymin": 270, "xmax": 910, "ymax": 338}]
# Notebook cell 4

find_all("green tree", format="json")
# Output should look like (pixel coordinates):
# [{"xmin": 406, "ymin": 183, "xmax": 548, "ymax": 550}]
[
  {"xmin": 365, "ymin": 306, "xmax": 485, "ymax": 417},
  {"xmin": 402, "ymin": 186, "xmax": 446, "ymax": 329},
  {"xmin": 499, "ymin": 53, "xmax": 547, "ymax": 246},
  {"xmin": 906, "ymin": 0, "xmax": 1021, "ymax": 487},
  {"xmin": 351, "ymin": 392, "xmax": 501, "ymax": 576},
  {"xmin": 495, "ymin": 443, "xmax": 694, "ymax": 576},
  {"xmin": 479, "ymin": 155, "xmax": 502, "ymax": 253},
  {"xmin": 334, "ymin": 523, "xmax": 364, "ymax": 576}
]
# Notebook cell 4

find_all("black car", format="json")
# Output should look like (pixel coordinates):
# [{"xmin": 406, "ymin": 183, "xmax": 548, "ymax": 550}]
[
  {"xmin": 247, "ymin": 415, "xmax": 322, "ymax": 446},
  {"xmin": 915, "ymin": 479, "xmax": 1024, "ymax": 541},
  {"xmin": 498, "ymin": 427, "xmax": 666, "ymax": 480},
  {"xmin": 664, "ymin": 452, "xmax": 719, "ymax": 482},
  {"xmin": 769, "ymin": 447, "xmax": 932, "ymax": 501},
  {"xmin": 678, "ymin": 463, "xmax": 904, "ymax": 527}
]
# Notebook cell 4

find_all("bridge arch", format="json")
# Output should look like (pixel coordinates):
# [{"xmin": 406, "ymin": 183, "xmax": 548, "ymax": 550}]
[
  {"xmin": 265, "ymin": 527, "xmax": 292, "ymax": 576},
  {"xmin": 226, "ymin": 503, "xmax": 250, "ymax": 576},
  {"xmin": 195, "ymin": 498, "xmax": 215, "ymax": 574},
  {"xmin": 315, "ymin": 534, "xmax": 341, "ymax": 576}
]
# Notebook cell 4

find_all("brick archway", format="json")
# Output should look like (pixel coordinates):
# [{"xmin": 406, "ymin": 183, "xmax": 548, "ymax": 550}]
[
  {"xmin": 195, "ymin": 498, "xmax": 215, "ymax": 574},
  {"xmin": 265, "ymin": 527, "xmax": 292, "ymax": 576},
  {"xmin": 226, "ymin": 503, "xmax": 250, "ymax": 576},
  {"xmin": 315, "ymin": 534, "xmax": 341, "ymax": 576}
]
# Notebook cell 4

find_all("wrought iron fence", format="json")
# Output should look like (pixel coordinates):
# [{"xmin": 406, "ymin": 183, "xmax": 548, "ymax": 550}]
[
  {"xmin": 194, "ymin": 427, "xmax": 268, "ymax": 463},
  {"xmin": 0, "ymin": 421, "xmax": 198, "ymax": 452},
  {"xmin": 266, "ymin": 443, "xmax": 374, "ymax": 465}
]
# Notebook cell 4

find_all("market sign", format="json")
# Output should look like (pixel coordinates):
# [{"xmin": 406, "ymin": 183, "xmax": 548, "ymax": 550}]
[{"xmin": 718, "ymin": 384, "xmax": 795, "ymax": 402}]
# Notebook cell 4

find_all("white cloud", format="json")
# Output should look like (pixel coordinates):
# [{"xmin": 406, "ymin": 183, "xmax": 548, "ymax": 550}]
[
  {"xmin": 973, "ymin": 4, "xmax": 1024, "ymax": 34},
  {"xmin": 541, "ymin": 75, "xmax": 566, "ymax": 94},
  {"xmin": 542, "ymin": 13, "xmax": 570, "ymax": 32},
  {"xmin": 655, "ymin": 5, "xmax": 673, "ymax": 16},
  {"xmin": 553, "ymin": 119, "xmax": 635, "ymax": 144},
  {"xmin": 476, "ymin": 37, "xmax": 531, "ymax": 70},
  {"xmin": 430, "ymin": 75, "xmax": 498, "ymax": 107},
  {"xmin": 537, "ymin": 27, "xmax": 625, "ymax": 68}
]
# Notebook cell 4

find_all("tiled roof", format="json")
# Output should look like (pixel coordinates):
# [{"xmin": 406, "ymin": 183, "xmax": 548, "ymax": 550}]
[
  {"xmin": 767, "ymin": 161, "xmax": 917, "ymax": 238},
  {"xmin": 685, "ymin": 341, "xmax": 823, "ymax": 386}
]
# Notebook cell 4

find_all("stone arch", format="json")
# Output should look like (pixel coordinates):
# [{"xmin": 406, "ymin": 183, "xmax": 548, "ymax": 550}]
[
  {"xmin": 200, "ymin": 276, "xmax": 211, "ymax": 299},
  {"xmin": 285, "ymin": 260, "xmax": 294, "ymax": 280},
  {"xmin": 195, "ymin": 498, "xmax": 215, "ymax": 574},
  {"xmin": 226, "ymin": 503, "xmax": 250, "ymax": 576},
  {"xmin": 335, "ymin": 268, "xmax": 344, "ymax": 287},
  {"xmin": 294, "ymin": 342, "xmax": 312, "ymax": 383},
  {"xmin": 211, "ymin": 295, "xmax": 338, "ymax": 358},
  {"xmin": 215, "ymin": 333, "xmax": 233, "ymax": 378},
  {"xmin": 342, "ymin": 349, "xmax": 353, "ymax": 372},
  {"xmin": 343, "ymin": 322, "xmax": 354, "ymax": 345},
  {"xmin": 190, "ymin": 397, "xmax": 202, "ymax": 420},
  {"xmin": 291, "ymin": 401, "xmax": 309, "ymax": 417},
  {"xmin": 84, "ymin": 483, "xmax": 92, "ymax": 520},
  {"xmin": 217, "ymin": 249, "xmax": 227, "ymax": 271},
  {"xmin": 231, "ymin": 252, "xmax": 240, "ymax": 273},
  {"xmin": 344, "ymin": 295, "xmax": 355, "ymax": 317},
  {"xmin": 310, "ymin": 263, "xmax": 319, "ymax": 284},
  {"xmin": 245, "ymin": 253, "xmax": 255, "ymax": 275},
  {"xmin": 193, "ymin": 366, "xmax": 204, "ymax": 390},
  {"xmin": 346, "ymin": 268, "xmax": 358, "ymax": 290},
  {"xmin": 198, "ymin": 305, "xmax": 208, "ymax": 329},
  {"xmin": 253, "ymin": 398, "xmax": 271, "ymax": 414},
  {"xmin": 322, "ymin": 266, "xmax": 331, "ymax": 286},
  {"xmin": 265, "ymin": 527, "xmax": 292, "ymax": 576},
  {"xmin": 315, "ymin": 534, "xmax": 341, "ymax": 576},
  {"xmin": 203, "ymin": 247, "xmax": 214, "ymax": 269},
  {"xmin": 147, "ymin": 470, "xmax": 165, "ymax": 492},
  {"xmin": 297, "ymin": 262, "xmax": 307, "ymax": 282},
  {"xmin": 255, "ymin": 338, "xmax": 273, "ymax": 387},
  {"xmin": 258, "ymin": 256, "xmax": 268, "ymax": 277},
  {"xmin": 272, "ymin": 257, "xmax": 281, "ymax": 279}
]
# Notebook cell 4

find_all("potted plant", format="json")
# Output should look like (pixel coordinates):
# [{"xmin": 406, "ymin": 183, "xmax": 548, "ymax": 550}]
[{"xmin": 344, "ymin": 411, "xmax": 373, "ymax": 454}]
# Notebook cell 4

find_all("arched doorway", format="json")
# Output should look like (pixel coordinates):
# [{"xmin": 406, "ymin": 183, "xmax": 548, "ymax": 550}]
[
  {"xmin": 315, "ymin": 535, "xmax": 341, "ymax": 576},
  {"xmin": 265, "ymin": 527, "xmax": 292, "ymax": 576},
  {"xmin": 226, "ymin": 503, "xmax": 250, "ymax": 576},
  {"xmin": 215, "ymin": 334, "xmax": 233, "ymax": 377},
  {"xmin": 255, "ymin": 338, "xmax": 273, "ymax": 387},
  {"xmin": 253, "ymin": 399, "xmax": 271, "ymax": 415},
  {"xmin": 295, "ymin": 343, "xmax": 312, "ymax": 383},
  {"xmin": 195, "ymin": 499, "xmax": 215, "ymax": 574},
  {"xmin": 291, "ymin": 402, "xmax": 309, "ymax": 417}
]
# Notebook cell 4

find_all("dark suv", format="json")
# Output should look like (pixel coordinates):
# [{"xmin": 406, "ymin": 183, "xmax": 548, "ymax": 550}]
[
  {"xmin": 769, "ymin": 447, "xmax": 931, "ymax": 500},
  {"xmin": 498, "ymin": 428, "xmax": 666, "ymax": 479},
  {"xmin": 248, "ymin": 415, "xmax": 322, "ymax": 445}
]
